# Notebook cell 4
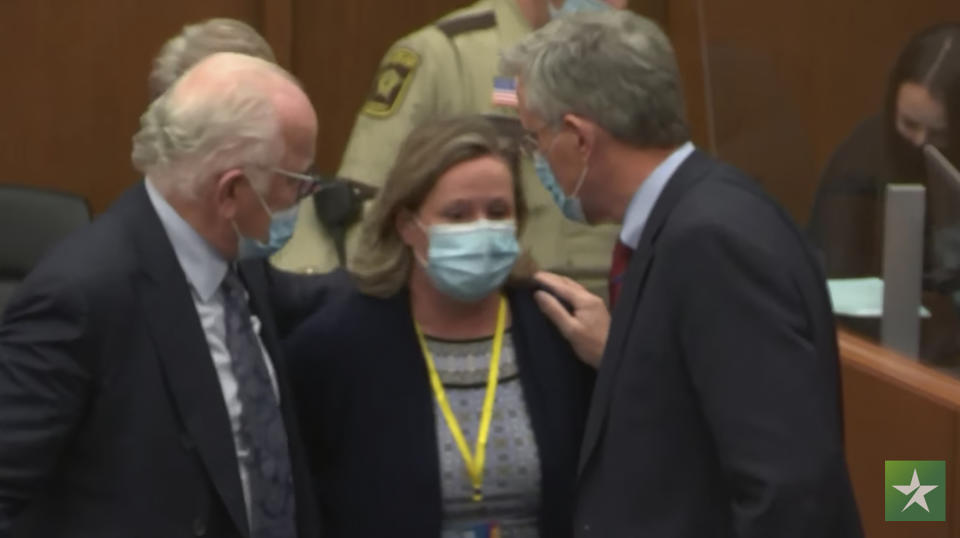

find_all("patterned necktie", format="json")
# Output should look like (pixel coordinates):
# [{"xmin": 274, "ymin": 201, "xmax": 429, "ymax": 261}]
[
  {"xmin": 608, "ymin": 240, "xmax": 634, "ymax": 308},
  {"xmin": 221, "ymin": 270, "xmax": 297, "ymax": 538}
]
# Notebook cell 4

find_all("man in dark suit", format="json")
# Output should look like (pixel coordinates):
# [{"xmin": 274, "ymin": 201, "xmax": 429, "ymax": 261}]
[
  {"xmin": 501, "ymin": 10, "xmax": 863, "ymax": 537},
  {"xmin": 0, "ymin": 53, "xmax": 320, "ymax": 537}
]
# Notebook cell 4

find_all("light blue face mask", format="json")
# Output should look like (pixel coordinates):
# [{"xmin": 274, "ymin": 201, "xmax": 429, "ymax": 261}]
[
  {"xmin": 548, "ymin": 0, "xmax": 612, "ymax": 18},
  {"xmin": 532, "ymin": 151, "xmax": 589, "ymax": 223},
  {"xmin": 235, "ymin": 187, "xmax": 299, "ymax": 260},
  {"xmin": 417, "ymin": 219, "xmax": 520, "ymax": 302}
]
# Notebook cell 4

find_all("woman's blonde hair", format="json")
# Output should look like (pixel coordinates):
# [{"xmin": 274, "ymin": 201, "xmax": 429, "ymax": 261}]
[{"xmin": 350, "ymin": 115, "xmax": 535, "ymax": 297}]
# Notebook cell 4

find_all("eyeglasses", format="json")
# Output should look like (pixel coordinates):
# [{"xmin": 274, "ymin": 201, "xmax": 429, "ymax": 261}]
[
  {"xmin": 519, "ymin": 123, "xmax": 558, "ymax": 158},
  {"xmin": 273, "ymin": 167, "xmax": 328, "ymax": 201},
  {"xmin": 271, "ymin": 167, "xmax": 380, "ymax": 202},
  {"xmin": 519, "ymin": 132, "xmax": 540, "ymax": 157}
]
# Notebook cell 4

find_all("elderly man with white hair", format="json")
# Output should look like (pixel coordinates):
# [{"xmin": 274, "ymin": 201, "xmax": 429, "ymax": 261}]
[
  {"xmin": 0, "ymin": 53, "xmax": 321, "ymax": 538},
  {"xmin": 145, "ymin": 17, "xmax": 343, "ymax": 339},
  {"xmin": 502, "ymin": 10, "xmax": 863, "ymax": 538}
]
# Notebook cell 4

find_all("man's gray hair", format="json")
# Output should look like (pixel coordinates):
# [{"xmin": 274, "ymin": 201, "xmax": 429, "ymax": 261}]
[
  {"xmin": 148, "ymin": 18, "xmax": 276, "ymax": 100},
  {"xmin": 132, "ymin": 53, "xmax": 295, "ymax": 199},
  {"xmin": 501, "ymin": 10, "xmax": 689, "ymax": 147}
]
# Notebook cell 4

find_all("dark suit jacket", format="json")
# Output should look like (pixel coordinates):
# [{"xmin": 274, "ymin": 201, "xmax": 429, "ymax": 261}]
[
  {"xmin": 264, "ymin": 265, "xmax": 351, "ymax": 341},
  {"xmin": 285, "ymin": 282, "xmax": 592, "ymax": 538},
  {"xmin": 0, "ymin": 183, "xmax": 320, "ymax": 538},
  {"xmin": 575, "ymin": 150, "xmax": 863, "ymax": 537}
]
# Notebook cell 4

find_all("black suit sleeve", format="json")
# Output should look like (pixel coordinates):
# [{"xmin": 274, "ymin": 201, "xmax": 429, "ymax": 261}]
[
  {"xmin": 0, "ymin": 276, "xmax": 93, "ymax": 534},
  {"xmin": 265, "ymin": 266, "xmax": 348, "ymax": 339},
  {"xmin": 663, "ymin": 225, "xmax": 849, "ymax": 538}
]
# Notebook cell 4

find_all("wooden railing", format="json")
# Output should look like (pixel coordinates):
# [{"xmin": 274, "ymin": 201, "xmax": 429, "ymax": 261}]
[{"xmin": 839, "ymin": 329, "xmax": 960, "ymax": 536}]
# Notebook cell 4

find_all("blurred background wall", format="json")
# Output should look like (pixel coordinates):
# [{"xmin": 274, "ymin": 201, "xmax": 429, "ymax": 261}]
[{"xmin": 8, "ymin": 0, "xmax": 956, "ymax": 218}]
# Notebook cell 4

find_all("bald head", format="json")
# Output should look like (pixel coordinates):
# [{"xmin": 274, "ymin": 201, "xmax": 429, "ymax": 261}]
[
  {"xmin": 166, "ymin": 51, "xmax": 300, "ymax": 110},
  {"xmin": 172, "ymin": 53, "xmax": 317, "ymax": 167},
  {"xmin": 132, "ymin": 52, "xmax": 317, "ymax": 199}
]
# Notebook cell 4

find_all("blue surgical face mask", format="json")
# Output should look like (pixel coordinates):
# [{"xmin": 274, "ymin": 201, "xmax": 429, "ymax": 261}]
[
  {"xmin": 234, "ymin": 184, "xmax": 299, "ymax": 260},
  {"xmin": 533, "ymin": 147, "xmax": 589, "ymax": 223},
  {"xmin": 416, "ymin": 219, "xmax": 520, "ymax": 302},
  {"xmin": 549, "ymin": 0, "xmax": 612, "ymax": 18}
]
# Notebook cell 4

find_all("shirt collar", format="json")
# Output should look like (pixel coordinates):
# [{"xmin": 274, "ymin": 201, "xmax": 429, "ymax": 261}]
[
  {"xmin": 145, "ymin": 179, "xmax": 228, "ymax": 302},
  {"xmin": 620, "ymin": 142, "xmax": 696, "ymax": 249}
]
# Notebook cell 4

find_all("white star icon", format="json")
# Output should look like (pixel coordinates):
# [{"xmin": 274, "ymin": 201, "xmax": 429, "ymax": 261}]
[{"xmin": 893, "ymin": 469, "xmax": 939, "ymax": 512}]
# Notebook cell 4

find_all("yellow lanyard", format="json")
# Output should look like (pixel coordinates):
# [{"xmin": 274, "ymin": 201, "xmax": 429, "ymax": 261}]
[{"xmin": 414, "ymin": 296, "xmax": 507, "ymax": 502}]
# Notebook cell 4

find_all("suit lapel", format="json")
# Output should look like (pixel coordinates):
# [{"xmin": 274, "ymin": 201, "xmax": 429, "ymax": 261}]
[
  {"xmin": 128, "ymin": 183, "xmax": 250, "ymax": 537},
  {"xmin": 578, "ymin": 150, "xmax": 715, "ymax": 475},
  {"xmin": 577, "ymin": 249, "xmax": 654, "ymax": 473}
]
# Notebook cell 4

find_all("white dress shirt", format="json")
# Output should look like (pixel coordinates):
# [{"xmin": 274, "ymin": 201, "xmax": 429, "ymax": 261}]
[
  {"xmin": 620, "ymin": 142, "xmax": 696, "ymax": 249},
  {"xmin": 145, "ymin": 179, "xmax": 279, "ymax": 521}
]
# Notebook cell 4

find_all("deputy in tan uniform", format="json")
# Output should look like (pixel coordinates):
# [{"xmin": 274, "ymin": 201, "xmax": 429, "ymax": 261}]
[{"xmin": 274, "ymin": 0, "xmax": 626, "ymax": 298}]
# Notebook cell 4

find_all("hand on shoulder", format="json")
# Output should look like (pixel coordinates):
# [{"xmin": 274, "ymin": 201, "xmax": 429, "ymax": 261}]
[{"xmin": 532, "ymin": 271, "xmax": 610, "ymax": 368}]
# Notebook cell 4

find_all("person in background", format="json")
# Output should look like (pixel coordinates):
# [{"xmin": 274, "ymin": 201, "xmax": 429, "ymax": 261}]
[
  {"xmin": 148, "ymin": 18, "xmax": 277, "ymax": 101},
  {"xmin": 808, "ymin": 23, "xmax": 960, "ymax": 278},
  {"xmin": 0, "ymin": 54, "xmax": 320, "ymax": 537},
  {"xmin": 285, "ymin": 115, "xmax": 592, "ymax": 538},
  {"xmin": 807, "ymin": 23, "xmax": 960, "ymax": 364},
  {"xmin": 501, "ymin": 11, "xmax": 862, "ymax": 537},
  {"xmin": 273, "ymin": 0, "xmax": 625, "ymax": 302}
]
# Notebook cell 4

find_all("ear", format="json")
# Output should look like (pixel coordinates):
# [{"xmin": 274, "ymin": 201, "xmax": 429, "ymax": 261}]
[
  {"xmin": 395, "ymin": 208, "xmax": 420, "ymax": 247},
  {"xmin": 213, "ymin": 169, "xmax": 247, "ymax": 220},
  {"xmin": 563, "ymin": 114, "xmax": 598, "ymax": 159}
]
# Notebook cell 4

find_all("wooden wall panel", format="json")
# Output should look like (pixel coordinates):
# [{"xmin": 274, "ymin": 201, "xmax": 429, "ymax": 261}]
[
  {"xmin": 0, "ymin": 0, "xmax": 261, "ymax": 213},
  {"xmin": 3, "ymin": 0, "xmax": 959, "ymax": 219},
  {"xmin": 666, "ymin": 0, "xmax": 960, "ymax": 222},
  {"xmin": 260, "ymin": 0, "xmax": 294, "ymax": 68},
  {"xmin": 666, "ymin": 0, "xmax": 712, "ymax": 152}
]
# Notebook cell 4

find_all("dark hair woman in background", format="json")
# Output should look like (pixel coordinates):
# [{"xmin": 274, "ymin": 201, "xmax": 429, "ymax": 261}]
[{"xmin": 809, "ymin": 23, "xmax": 960, "ymax": 359}]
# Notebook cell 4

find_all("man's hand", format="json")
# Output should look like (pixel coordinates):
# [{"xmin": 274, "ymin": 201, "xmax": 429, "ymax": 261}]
[{"xmin": 533, "ymin": 271, "xmax": 610, "ymax": 368}]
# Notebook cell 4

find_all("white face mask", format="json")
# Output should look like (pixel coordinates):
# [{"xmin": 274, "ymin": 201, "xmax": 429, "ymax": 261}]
[
  {"xmin": 531, "ymin": 134, "xmax": 591, "ymax": 223},
  {"xmin": 232, "ymin": 178, "xmax": 299, "ymax": 260},
  {"xmin": 415, "ymin": 219, "xmax": 521, "ymax": 302},
  {"xmin": 533, "ymin": 150, "xmax": 589, "ymax": 223}
]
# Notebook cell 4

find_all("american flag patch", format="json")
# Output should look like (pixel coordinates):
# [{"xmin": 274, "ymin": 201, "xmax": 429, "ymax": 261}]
[{"xmin": 491, "ymin": 77, "xmax": 518, "ymax": 107}]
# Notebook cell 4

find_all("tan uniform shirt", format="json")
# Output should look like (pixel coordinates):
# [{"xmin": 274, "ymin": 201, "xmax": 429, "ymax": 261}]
[{"xmin": 272, "ymin": 0, "xmax": 618, "ymax": 298}]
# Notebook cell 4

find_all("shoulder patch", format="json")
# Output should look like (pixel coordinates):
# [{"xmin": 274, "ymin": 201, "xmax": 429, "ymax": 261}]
[
  {"xmin": 362, "ymin": 47, "xmax": 421, "ymax": 118},
  {"xmin": 435, "ymin": 10, "xmax": 496, "ymax": 38}
]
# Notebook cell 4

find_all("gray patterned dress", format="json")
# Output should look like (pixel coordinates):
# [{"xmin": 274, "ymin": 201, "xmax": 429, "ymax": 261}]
[{"xmin": 424, "ymin": 331, "xmax": 542, "ymax": 538}]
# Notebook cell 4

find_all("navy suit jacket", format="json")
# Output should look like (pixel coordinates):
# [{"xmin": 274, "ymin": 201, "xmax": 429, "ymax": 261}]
[
  {"xmin": 574, "ymin": 150, "xmax": 863, "ymax": 537},
  {"xmin": 0, "ymin": 183, "xmax": 320, "ymax": 538},
  {"xmin": 285, "ymin": 281, "xmax": 592, "ymax": 538}
]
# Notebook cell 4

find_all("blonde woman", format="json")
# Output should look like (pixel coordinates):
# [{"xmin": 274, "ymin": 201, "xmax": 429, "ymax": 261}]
[{"xmin": 286, "ymin": 116, "xmax": 591, "ymax": 538}]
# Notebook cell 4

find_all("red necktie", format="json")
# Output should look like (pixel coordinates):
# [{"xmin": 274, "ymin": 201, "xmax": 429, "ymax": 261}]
[{"xmin": 608, "ymin": 240, "xmax": 634, "ymax": 308}]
